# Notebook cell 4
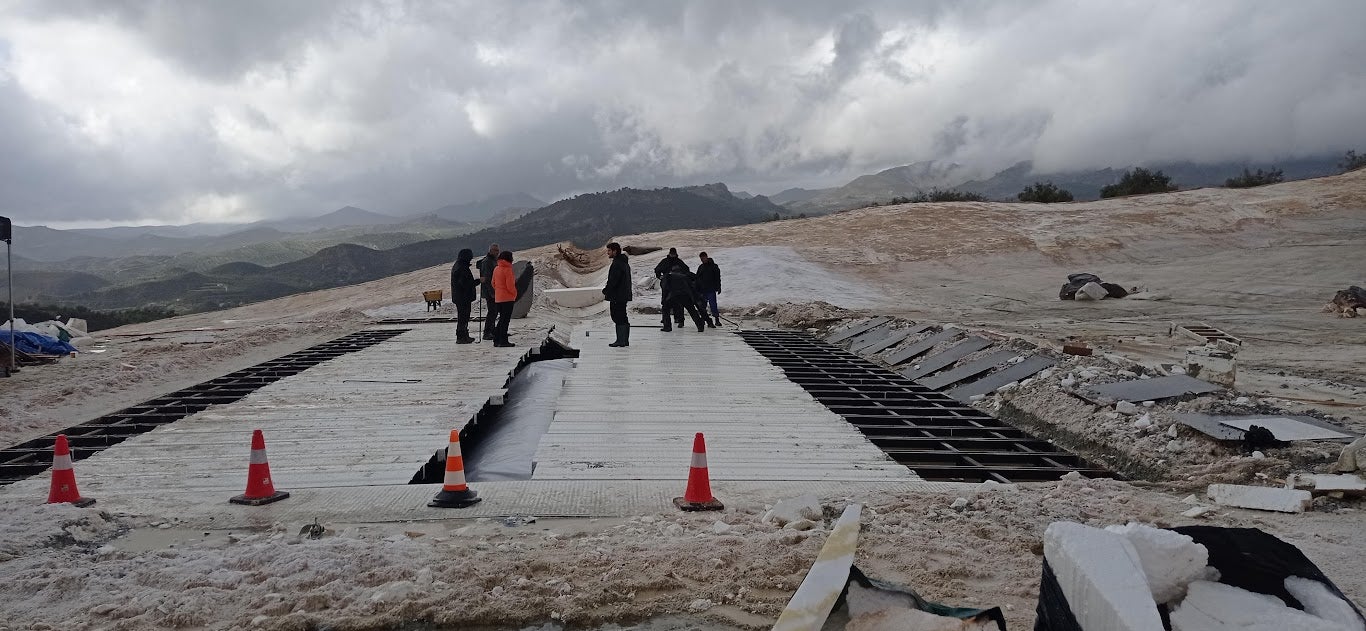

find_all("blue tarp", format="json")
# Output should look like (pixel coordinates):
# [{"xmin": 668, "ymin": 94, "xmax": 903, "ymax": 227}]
[{"xmin": 1, "ymin": 331, "xmax": 78, "ymax": 356}]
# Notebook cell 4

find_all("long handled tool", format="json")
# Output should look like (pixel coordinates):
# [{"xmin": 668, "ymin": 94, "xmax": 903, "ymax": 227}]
[{"xmin": 476, "ymin": 295, "xmax": 483, "ymax": 344}]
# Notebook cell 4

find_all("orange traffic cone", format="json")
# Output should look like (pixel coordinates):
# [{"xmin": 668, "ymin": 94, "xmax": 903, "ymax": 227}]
[
  {"xmin": 429, "ymin": 430, "xmax": 481, "ymax": 508},
  {"xmin": 230, "ymin": 429, "xmax": 289, "ymax": 506},
  {"xmin": 674, "ymin": 432, "xmax": 723, "ymax": 511},
  {"xmin": 47, "ymin": 434, "xmax": 95, "ymax": 507}
]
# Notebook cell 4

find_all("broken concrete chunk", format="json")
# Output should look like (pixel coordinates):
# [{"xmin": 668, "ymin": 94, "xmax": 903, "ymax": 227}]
[
  {"xmin": 762, "ymin": 494, "xmax": 823, "ymax": 527},
  {"xmin": 1043, "ymin": 522, "xmax": 1165, "ymax": 631},
  {"xmin": 1181, "ymin": 506, "xmax": 1216, "ymax": 519},
  {"xmin": 1336, "ymin": 436, "xmax": 1366, "ymax": 473},
  {"xmin": 1292, "ymin": 473, "xmax": 1366, "ymax": 496},
  {"xmin": 1207, "ymin": 484, "xmax": 1312, "ymax": 513},
  {"xmin": 1115, "ymin": 401, "xmax": 1140, "ymax": 415}
]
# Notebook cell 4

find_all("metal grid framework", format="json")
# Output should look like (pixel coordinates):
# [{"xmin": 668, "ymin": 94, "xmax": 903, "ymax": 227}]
[
  {"xmin": 375, "ymin": 316, "xmax": 461, "ymax": 325},
  {"xmin": 0, "ymin": 329, "xmax": 410, "ymax": 485},
  {"xmin": 739, "ymin": 330, "xmax": 1113, "ymax": 483},
  {"xmin": 1175, "ymin": 323, "xmax": 1242, "ymax": 346}
]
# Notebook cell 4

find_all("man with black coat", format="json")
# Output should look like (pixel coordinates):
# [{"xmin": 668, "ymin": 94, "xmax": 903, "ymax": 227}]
[
  {"xmin": 653, "ymin": 248, "xmax": 690, "ymax": 329},
  {"xmin": 602, "ymin": 242, "xmax": 633, "ymax": 348},
  {"xmin": 450, "ymin": 248, "xmax": 477, "ymax": 344},
  {"xmin": 662, "ymin": 268, "xmax": 706, "ymax": 332},
  {"xmin": 696, "ymin": 252, "xmax": 721, "ymax": 325},
  {"xmin": 476, "ymin": 243, "xmax": 500, "ymax": 340}
]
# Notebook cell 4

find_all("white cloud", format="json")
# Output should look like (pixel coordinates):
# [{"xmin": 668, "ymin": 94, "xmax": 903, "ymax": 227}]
[{"xmin": 0, "ymin": 0, "xmax": 1363, "ymax": 226}]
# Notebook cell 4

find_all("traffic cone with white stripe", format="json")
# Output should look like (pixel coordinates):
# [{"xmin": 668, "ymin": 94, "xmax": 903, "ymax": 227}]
[
  {"xmin": 428, "ymin": 430, "xmax": 481, "ymax": 508},
  {"xmin": 674, "ymin": 432, "xmax": 723, "ymax": 511},
  {"xmin": 47, "ymin": 434, "xmax": 95, "ymax": 507},
  {"xmin": 230, "ymin": 429, "xmax": 290, "ymax": 506}
]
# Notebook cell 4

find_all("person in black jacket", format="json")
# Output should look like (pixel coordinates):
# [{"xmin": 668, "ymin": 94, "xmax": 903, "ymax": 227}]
[
  {"xmin": 696, "ymin": 252, "xmax": 721, "ymax": 324},
  {"xmin": 450, "ymin": 248, "xmax": 477, "ymax": 344},
  {"xmin": 662, "ymin": 268, "xmax": 706, "ymax": 332},
  {"xmin": 653, "ymin": 248, "xmax": 690, "ymax": 329},
  {"xmin": 602, "ymin": 242, "xmax": 633, "ymax": 348},
  {"xmin": 476, "ymin": 243, "xmax": 500, "ymax": 340}
]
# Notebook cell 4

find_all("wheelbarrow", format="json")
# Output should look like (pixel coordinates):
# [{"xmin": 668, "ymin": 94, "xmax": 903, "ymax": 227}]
[{"xmin": 423, "ymin": 290, "xmax": 443, "ymax": 311}]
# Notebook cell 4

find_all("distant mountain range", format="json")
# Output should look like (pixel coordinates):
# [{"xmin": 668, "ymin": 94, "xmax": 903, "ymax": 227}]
[
  {"xmin": 424, "ymin": 192, "xmax": 546, "ymax": 222},
  {"xmin": 777, "ymin": 156, "xmax": 1345, "ymax": 213},
  {"xmin": 33, "ymin": 184, "xmax": 777, "ymax": 312}
]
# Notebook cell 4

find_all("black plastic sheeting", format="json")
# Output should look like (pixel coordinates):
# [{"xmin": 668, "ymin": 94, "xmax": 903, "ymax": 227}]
[
  {"xmin": 1034, "ymin": 526, "xmax": 1366, "ymax": 630},
  {"xmin": 1059, "ymin": 273, "xmax": 1129, "ymax": 300},
  {"xmin": 462, "ymin": 358, "xmax": 573, "ymax": 481}
]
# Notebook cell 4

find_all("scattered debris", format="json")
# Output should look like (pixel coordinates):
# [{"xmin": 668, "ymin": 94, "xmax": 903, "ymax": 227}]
[
  {"xmin": 1171, "ymin": 322, "xmax": 1243, "ymax": 347},
  {"xmin": 1323, "ymin": 286, "xmax": 1366, "ymax": 317},
  {"xmin": 1207, "ymin": 484, "xmax": 1312, "ymax": 513},
  {"xmin": 1059, "ymin": 273, "xmax": 1129, "ymax": 300},
  {"xmin": 1062, "ymin": 342, "xmax": 1093, "ymax": 356},
  {"xmin": 763, "ymin": 494, "xmax": 824, "ymax": 527},
  {"xmin": 1184, "ymin": 345, "xmax": 1237, "ymax": 386},
  {"xmin": 1337, "ymin": 436, "xmax": 1366, "ymax": 472}
]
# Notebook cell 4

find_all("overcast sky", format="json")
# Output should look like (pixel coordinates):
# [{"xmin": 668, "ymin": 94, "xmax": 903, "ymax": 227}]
[{"xmin": 2, "ymin": 1, "xmax": 1364, "ymax": 227}]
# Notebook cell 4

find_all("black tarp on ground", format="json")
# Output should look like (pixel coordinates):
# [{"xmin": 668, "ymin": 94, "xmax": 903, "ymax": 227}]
[{"xmin": 1059, "ymin": 273, "xmax": 1129, "ymax": 300}]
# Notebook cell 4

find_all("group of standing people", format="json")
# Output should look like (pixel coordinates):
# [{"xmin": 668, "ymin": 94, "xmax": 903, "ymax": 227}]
[
  {"xmin": 454, "ymin": 242, "xmax": 720, "ymax": 351},
  {"xmin": 450, "ymin": 243, "xmax": 519, "ymax": 347},
  {"xmin": 600, "ymin": 244, "xmax": 722, "ymax": 348}
]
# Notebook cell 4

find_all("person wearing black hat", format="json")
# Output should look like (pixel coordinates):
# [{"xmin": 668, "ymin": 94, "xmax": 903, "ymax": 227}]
[{"xmin": 450, "ymin": 248, "xmax": 477, "ymax": 344}]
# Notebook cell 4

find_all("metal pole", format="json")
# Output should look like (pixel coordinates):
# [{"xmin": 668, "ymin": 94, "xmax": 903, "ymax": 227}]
[{"xmin": 6, "ymin": 235, "xmax": 14, "ymax": 374}]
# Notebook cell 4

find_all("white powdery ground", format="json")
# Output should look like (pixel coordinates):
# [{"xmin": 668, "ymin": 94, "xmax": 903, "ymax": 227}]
[{"xmin": 1, "ymin": 477, "xmax": 1362, "ymax": 630}]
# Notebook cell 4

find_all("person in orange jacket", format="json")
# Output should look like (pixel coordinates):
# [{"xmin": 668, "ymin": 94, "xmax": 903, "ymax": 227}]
[{"xmin": 491, "ymin": 250, "xmax": 518, "ymax": 347}]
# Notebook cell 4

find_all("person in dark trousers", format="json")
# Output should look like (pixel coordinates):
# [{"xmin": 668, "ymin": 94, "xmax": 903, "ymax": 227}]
[
  {"xmin": 602, "ymin": 242, "xmax": 633, "ymax": 347},
  {"xmin": 491, "ymin": 250, "xmax": 518, "ymax": 347},
  {"xmin": 450, "ymin": 248, "xmax": 477, "ymax": 343},
  {"xmin": 653, "ymin": 248, "xmax": 690, "ymax": 329},
  {"xmin": 689, "ymin": 273, "xmax": 715, "ymax": 328},
  {"xmin": 696, "ymin": 252, "xmax": 721, "ymax": 325},
  {"xmin": 661, "ymin": 268, "xmax": 706, "ymax": 332},
  {"xmin": 477, "ymin": 243, "xmax": 500, "ymax": 340}
]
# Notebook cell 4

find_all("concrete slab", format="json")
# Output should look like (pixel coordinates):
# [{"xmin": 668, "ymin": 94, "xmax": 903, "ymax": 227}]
[
  {"xmin": 946, "ymin": 356, "xmax": 1057, "ymax": 402},
  {"xmin": 535, "ymin": 325, "xmax": 919, "ymax": 482},
  {"xmin": 2, "ymin": 324, "xmax": 551, "ymax": 497},
  {"xmin": 860, "ymin": 324, "xmax": 932, "ymax": 355},
  {"xmin": 883, "ymin": 328, "xmax": 963, "ymax": 366},
  {"xmin": 842, "ymin": 323, "xmax": 895, "ymax": 350},
  {"xmin": 1207, "ymin": 484, "xmax": 1312, "ymax": 513},
  {"xmin": 825, "ymin": 317, "xmax": 891, "ymax": 344},
  {"xmin": 1219, "ymin": 417, "xmax": 1353, "ymax": 441},
  {"xmin": 899, "ymin": 336, "xmax": 994, "ymax": 380},
  {"xmin": 1082, "ymin": 375, "xmax": 1222, "ymax": 404},
  {"xmin": 916, "ymin": 350, "xmax": 1020, "ymax": 390},
  {"xmin": 0, "ymin": 479, "xmax": 988, "ymax": 527},
  {"xmin": 543, "ymin": 287, "xmax": 605, "ymax": 308},
  {"xmin": 1175, "ymin": 413, "xmax": 1358, "ymax": 443}
]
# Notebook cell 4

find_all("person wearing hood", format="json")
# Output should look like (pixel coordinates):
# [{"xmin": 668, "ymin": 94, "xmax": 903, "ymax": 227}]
[
  {"xmin": 602, "ymin": 242, "xmax": 633, "ymax": 347},
  {"xmin": 696, "ymin": 252, "xmax": 721, "ymax": 325},
  {"xmin": 477, "ymin": 243, "xmax": 501, "ymax": 340},
  {"xmin": 491, "ymin": 250, "xmax": 518, "ymax": 347},
  {"xmin": 653, "ymin": 247, "xmax": 690, "ymax": 329},
  {"xmin": 450, "ymin": 248, "xmax": 477, "ymax": 344}
]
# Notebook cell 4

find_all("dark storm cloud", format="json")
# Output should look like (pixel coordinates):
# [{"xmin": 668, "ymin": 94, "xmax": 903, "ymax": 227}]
[{"xmin": 1, "ymin": 0, "xmax": 1363, "ymax": 226}]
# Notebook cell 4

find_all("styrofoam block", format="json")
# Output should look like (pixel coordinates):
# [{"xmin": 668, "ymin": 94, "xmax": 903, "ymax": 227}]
[
  {"xmin": 1170, "ymin": 580, "xmax": 1353, "ymax": 630},
  {"xmin": 1285, "ymin": 577, "xmax": 1366, "ymax": 631},
  {"xmin": 1043, "ymin": 522, "xmax": 1165, "ymax": 631},
  {"xmin": 1104, "ymin": 522, "xmax": 1214, "ymax": 604},
  {"xmin": 1207, "ymin": 484, "xmax": 1312, "ymax": 513},
  {"xmin": 1294, "ymin": 474, "xmax": 1366, "ymax": 494},
  {"xmin": 1077, "ymin": 282, "xmax": 1109, "ymax": 301}
]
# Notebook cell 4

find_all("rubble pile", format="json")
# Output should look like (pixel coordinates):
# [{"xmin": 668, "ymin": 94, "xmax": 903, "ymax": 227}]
[{"xmin": 1324, "ymin": 286, "xmax": 1366, "ymax": 318}]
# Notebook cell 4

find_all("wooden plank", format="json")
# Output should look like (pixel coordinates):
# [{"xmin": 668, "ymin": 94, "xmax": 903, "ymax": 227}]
[
  {"xmin": 916, "ymin": 350, "xmax": 1021, "ymax": 390},
  {"xmin": 900, "ymin": 337, "xmax": 994, "ymax": 380},
  {"xmin": 883, "ymin": 328, "xmax": 962, "ymax": 366},
  {"xmin": 946, "ymin": 356, "xmax": 1056, "ymax": 402}
]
